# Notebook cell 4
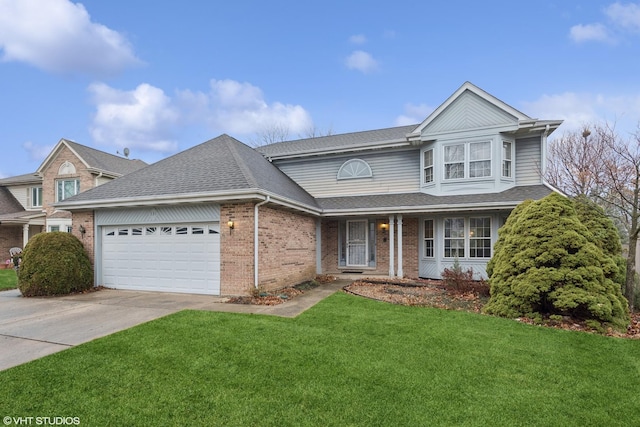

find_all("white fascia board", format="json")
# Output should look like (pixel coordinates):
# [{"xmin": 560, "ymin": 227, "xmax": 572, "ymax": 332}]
[
  {"xmin": 265, "ymin": 141, "xmax": 410, "ymax": 160},
  {"xmin": 320, "ymin": 201, "xmax": 521, "ymax": 217},
  {"xmin": 56, "ymin": 189, "xmax": 322, "ymax": 215}
]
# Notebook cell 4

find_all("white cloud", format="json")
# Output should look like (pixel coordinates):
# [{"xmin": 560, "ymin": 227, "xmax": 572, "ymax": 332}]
[
  {"xmin": 394, "ymin": 103, "xmax": 434, "ymax": 126},
  {"xmin": 522, "ymin": 91, "xmax": 640, "ymax": 137},
  {"xmin": 569, "ymin": 23, "xmax": 612, "ymax": 43},
  {"xmin": 177, "ymin": 79, "xmax": 313, "ymax": 136},
  {"xmin": 0, "ymin": 0, "xmax": 140, "ymax": 75},
  {"xmin": 345, "ymin": 50, "xmax": 379, "ymax": 73},
  {"xmin": 22, "ymin": 141, "xmax": 55, "ymax": 162},
  {"xmin": 349, "ymin": 34, "xmax": 367, "ymax": 44},
  {"xmin": 606, "ymin": 2, "xmax": 640, "ymax": 32},
  {"xmin": 89, "ymin": 83, "xmax": 180, "ymax": 153}
]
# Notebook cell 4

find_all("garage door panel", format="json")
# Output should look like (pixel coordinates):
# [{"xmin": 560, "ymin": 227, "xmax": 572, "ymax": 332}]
[{"xmin": 101, "ymin": 222, "xmax": 220, "ymax": 295}]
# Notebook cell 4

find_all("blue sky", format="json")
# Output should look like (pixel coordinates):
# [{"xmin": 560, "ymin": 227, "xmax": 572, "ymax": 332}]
[{"xmin": 1, "ymin": 0, "xmax": 640, "ymax": 177}]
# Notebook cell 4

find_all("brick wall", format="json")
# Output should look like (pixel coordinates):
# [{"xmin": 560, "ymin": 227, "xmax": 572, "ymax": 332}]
[
  {"xmin": 257, "ymin": 206, "xmax": 316, "ymax": 291},
  {"xmin": 41, "ymin": 145, "xmax": 95, "ymax": 219},
  {"xmin": 220, "ymin": 202, "xmax": 317, "ymax": 295},
  {"xmin": 401, "ymin": 217, "xmax": 419, "ymax": 278},
  {"xmin": 220, "ymin": 202, "xmax": 256, "ymax": 295},
  {"xmin": 321, "ymin": 216, "xmax": 419, "ymax": 278},
  {"xmin": 71, "ymin": 210, "xmax": 95, "ymax": 265}
]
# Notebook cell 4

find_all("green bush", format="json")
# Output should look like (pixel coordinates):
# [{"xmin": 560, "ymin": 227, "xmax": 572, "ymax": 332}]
[
  {"xmin": 483, "ymin": 193, "xmax": 629, "ymax": 330},
  {"xmin": 18, "ymin": 232, "xmax": 94, "ymax": 297}
]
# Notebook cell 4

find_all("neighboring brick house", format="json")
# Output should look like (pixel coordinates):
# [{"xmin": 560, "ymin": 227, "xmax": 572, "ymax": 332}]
[
  {"xmin": 0, "ymin": 139, "xmax": 146, "ymax": 262},
  {"xmin": 57, "ymin": 82, "xmax": 563, "ymax": 296}
]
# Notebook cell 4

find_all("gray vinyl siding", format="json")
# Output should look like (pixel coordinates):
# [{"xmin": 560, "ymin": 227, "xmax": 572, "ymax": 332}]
[
  {"xmin": 273, "ymin": 148, "xmax": 421, "ymax": 198},
  {"xmin": 422, "ymin": 91, "xmax": 516, "ymax": 135},
  {"xmin": 515, "ymin": 136, "xmax": 542, "ymax": 185},
  {"xmin": 95, "ymin": 204, "xmax": 220, "ymax": 226},
  {"xmin": 7, "ymin": 185, "xmax": 29, "ymax": 209}
]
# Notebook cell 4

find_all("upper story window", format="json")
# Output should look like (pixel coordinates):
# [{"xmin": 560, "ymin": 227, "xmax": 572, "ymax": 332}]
[
  {"xmin": 58, "ymin": 161, "xmax": 76, "ymax": 175},
  {"xmin": 502, "ymin": 141, "xmax": 513, "ymax": 178},
  {"xmin": 56, "ymin": 179, "xmax": 80, "ymax": 202},
  {"xmin": 30, "ymin": 186, "xmax": 43, "ymax": 208},
  {"xmin": 337, "ymin": 159, "xmax": 372, "ymax": 180},
  {"xmin": 423, "ymin": 149, "xmax": 434, "ymax": 183},
  {"xmin": 443, "ymin": 141, "xmax": 492, "ymax": 180}
]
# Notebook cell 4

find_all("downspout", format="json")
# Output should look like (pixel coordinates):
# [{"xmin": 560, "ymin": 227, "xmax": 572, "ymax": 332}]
[
  {"xmin": 541, "ymin": 124, "xmax": 550, "ymax": 177},
  {"xmin": 254, "ymin": 196, "xmax": 270, "ymax": 289}
]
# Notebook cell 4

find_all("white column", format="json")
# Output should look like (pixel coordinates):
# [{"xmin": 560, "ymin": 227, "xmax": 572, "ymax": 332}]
[
  {"xmin": 397, "ymin": 214, "xmax": 403, "ymax": 277},
  {"xmin": 22, "ymin": 224, "xmax": 29, "ymax": 248},
  {"xmin": 388, "ymin": 215, "xmax": 395, "ymax": 277}
]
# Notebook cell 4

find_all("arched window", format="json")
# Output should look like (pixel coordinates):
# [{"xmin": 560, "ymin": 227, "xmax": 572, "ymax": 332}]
[
  {"xmin": 337, "ymin": 159, "xmax": 372, "ymax": 180},
  {"xmin": 58, "ymin": 161, "xmax": 76, "ymax": 175}
]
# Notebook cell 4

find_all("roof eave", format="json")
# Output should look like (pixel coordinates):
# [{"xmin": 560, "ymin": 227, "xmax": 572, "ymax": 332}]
[
  {"xmin": 320, "ymin": 200, "xmax": 523, "ymax": 217},
  {"xmin": 264, "ymin": 140, "xmax": 411, "ymax": 161}
]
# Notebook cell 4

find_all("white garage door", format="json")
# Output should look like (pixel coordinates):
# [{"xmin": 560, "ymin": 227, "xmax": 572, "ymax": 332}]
[{"xmin": 101, "ymin": 223, "xmax": 220, "ymax": 295}]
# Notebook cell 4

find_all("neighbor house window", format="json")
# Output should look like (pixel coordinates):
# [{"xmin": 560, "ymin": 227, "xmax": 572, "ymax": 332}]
[
  {"xmin": 469, "ymin": 217, "xmax": 491, "ymax": 258},
  {"xmin": 424, "ymin": 219, "xmax": 434, "ymax": 257},
  {"xmin": 444, "ymin": 218, "xmax": 465, "ymax": 258},
  {"xmin": 502, "ymin": 141, "xmax": 512, "ymax": 178},
  {"xmin": 56, "ymin": 179, "xmax": 80, "ymax": 202},
  {"xmin": 30, "ymin": 186, "xmax": 43, "ymax": 208},
  {"xmin": 423, "ymin": 149, "xmax": 434, "ymax": 183}
]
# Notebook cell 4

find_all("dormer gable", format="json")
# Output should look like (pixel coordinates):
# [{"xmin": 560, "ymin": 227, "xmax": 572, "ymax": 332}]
[{"xmin": 407, "ymin": 82, "xmax": 531, "ymax": 140}]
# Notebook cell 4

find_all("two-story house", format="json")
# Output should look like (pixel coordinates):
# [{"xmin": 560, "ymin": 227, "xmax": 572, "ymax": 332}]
[
  {"xmin": 56, "ymin": 82, "xmax": 562, "ymax": 296},
  {"xmin": 0, "ymin": 139, "xmax": 147, "ymax": 260}
]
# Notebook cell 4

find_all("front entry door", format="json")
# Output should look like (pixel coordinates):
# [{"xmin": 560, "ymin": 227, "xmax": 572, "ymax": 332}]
[{"xmin": 347, "ymin": 220, "xmax": 368, "ymax": 267}]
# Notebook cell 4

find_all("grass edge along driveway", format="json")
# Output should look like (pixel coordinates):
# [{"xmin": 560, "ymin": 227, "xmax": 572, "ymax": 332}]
[{"xmin": 0, "ymin": 292, "xmax": 638, "ymax": 426}]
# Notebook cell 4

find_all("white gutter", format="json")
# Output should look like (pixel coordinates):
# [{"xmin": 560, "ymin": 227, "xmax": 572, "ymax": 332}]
[
  {"xmin": 254, "ymin": 196, "xmax": 270, "ymax": 289},
  {"xmin": 541, "ymin": 124, "xmax": 550, "ymax": 176}
]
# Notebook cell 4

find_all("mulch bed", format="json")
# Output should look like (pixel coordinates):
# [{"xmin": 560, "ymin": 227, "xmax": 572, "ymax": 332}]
[
  {"xmin": 345, "ymin": 277, "xmax": 640, "ymax": 339},
  {"xmin": 226, "ymin": 275, "xmax": 336, "ymax": 306}
]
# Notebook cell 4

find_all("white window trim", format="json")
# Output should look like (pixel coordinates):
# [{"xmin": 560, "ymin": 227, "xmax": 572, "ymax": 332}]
[
  {"xmin": 423, "ymin": 149, "xmax": 434, "ymax": 184},
  {"xmin": 29, "ymin": 186, "xmax": 43, "ymax": 208},
  {"xmin": 56, "ymin": 179, "xmax": 80, "ymax": 202},
  {"xmin": 442, "ymin": 216, "xmax": 492, "ymax": 259},
  {"xmin": 337, "ymin": 159, "xmax": 373, "ymax": 180},
  {"xmin": 501, "ymin": 140, "xmax": 514, "ymax": 179},
  {"xmin": 442, "ymin": 140, "xmax": 493, "ymax": 181},
  {"xmin": 423, "ymin": 219, "xmax": 434, "ymax": 258}
]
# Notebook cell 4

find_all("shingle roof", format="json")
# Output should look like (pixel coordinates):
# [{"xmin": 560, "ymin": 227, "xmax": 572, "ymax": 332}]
[
  {"xmin": 317, "ymin": 185, "xmax": 555, "ymax": 212},
  {"xmin": 0, "ymin": 186, "xmax": 26, "ymax": 216},
  {"xmin": 256, "ymin": 124, "xmax": 417, "ymax": 158},
  {"xmin": 0, "ymin": 173, "xmax": 40, "ymax": 185},
  {"xmin": 60, "ymin": 134, "xmax": 319, "ymax": 209},
  {"xmin": 64, "ymin": 140, "xmax": 148, "ymax": 175}
]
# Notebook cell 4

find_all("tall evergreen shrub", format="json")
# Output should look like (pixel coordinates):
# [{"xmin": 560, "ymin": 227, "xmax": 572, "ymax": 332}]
[{"xmin": 483, "ymin": 193, "xmax": 629, "ymax": 329}]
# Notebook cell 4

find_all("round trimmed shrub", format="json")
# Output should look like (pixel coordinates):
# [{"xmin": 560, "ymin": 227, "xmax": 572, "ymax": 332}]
[
  {"xmin": 483, "ymin": 193, "xmax": 629, "ymax": 329},
  {"xmin": 18, "ymin": 232, "xmax": 94, "ymax": 297}
]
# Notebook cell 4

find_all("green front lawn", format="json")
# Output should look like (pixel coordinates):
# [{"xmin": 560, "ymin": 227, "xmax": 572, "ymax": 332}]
[
  {"xmin": 1, "ymin": 292, "xmax": 639, "ymax": 426},
  {"xmin": 0, "ymin": 268, "xmax": 17, "ymax": 290}
]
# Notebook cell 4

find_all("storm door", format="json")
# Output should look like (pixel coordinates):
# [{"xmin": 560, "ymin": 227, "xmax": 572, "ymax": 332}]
[{"xmin": 346, "ymin": 220, "xmax": 368, "ymax": 267}]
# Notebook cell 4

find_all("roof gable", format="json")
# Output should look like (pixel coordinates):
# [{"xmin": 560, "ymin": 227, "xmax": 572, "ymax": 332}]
[
  {"xmin": 58, "ymin": 134, "xmax": 318, "ymax": 209},
  {"xmin": 36, "ymin": 139, "xmax": 147, "ymax": 177},
  {"xmin": 409, "ymin": 82, "xmax": 531, "ymax": 138}
]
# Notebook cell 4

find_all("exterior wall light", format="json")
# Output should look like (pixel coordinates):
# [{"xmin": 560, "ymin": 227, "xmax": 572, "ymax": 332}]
[{"xmin": 228, "ymin": 220, "xmax": 235, "ymax": 230}]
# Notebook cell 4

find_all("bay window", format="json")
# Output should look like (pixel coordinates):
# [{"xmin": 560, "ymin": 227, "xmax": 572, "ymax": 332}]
[
  {"xmin": 443, "ymin": 141, "xmax": 492, "ymax": 180},
  {"xmin": 423, "ymin": 149, "xmax": 434, "ymax": 183},
  {"xmin": 443, "ymin": 216, "xmax": 492, "ymax": 259},
  {"xmin": 502, "ymin": 141, "xmax": 513, "ymax": 178}
]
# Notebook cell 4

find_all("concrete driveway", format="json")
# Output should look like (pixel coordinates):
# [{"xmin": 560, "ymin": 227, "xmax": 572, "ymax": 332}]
[
  {"xmin": 0, "ymin": 280, "xmax": 347, "ymax": 371},
  {"xmin": 0, "ymin": 288, "xmax": 228, "ymax": 371}
]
